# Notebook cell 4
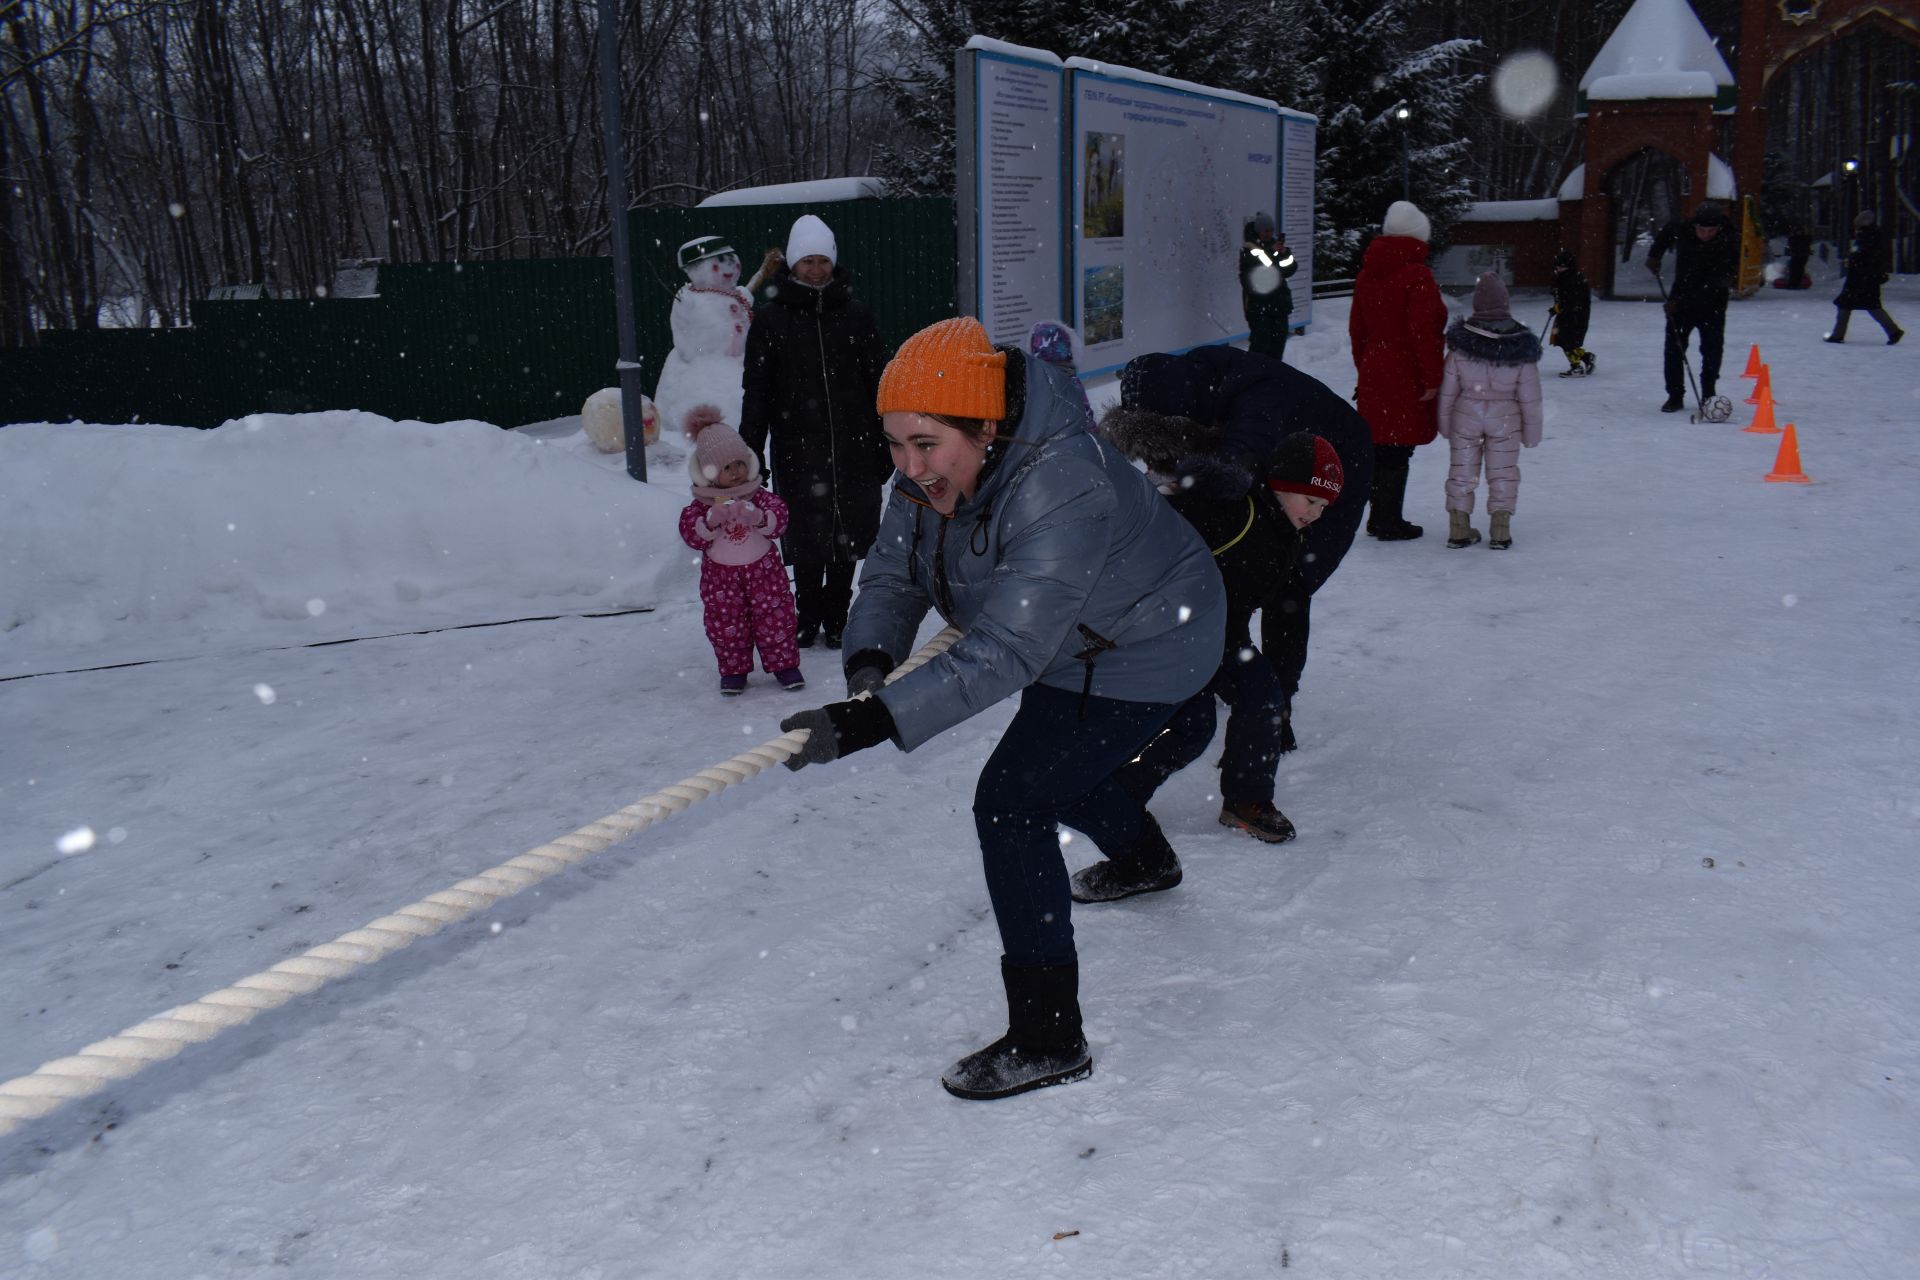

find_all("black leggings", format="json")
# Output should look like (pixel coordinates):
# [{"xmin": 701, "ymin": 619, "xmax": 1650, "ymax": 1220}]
[{"xmin": 789, "ymin": 559, "xmax": 857, "ymax": 631}]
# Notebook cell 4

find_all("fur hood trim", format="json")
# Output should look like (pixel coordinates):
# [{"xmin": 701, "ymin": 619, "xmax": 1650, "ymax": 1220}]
[
  {"xmin": 1100, "ymin": 405, "xmax": 1218, "ymax": 473},
  {"xmin": 1099, "ymin": 405, "xmax": 1248, "ymax": 501},
  {"xmin": 1446, "ymin": 318, "xmax": 1543, "ymax": 365}
]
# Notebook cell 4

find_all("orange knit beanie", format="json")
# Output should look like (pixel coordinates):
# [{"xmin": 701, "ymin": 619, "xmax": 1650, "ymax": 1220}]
[{"xmin": 876, "ymin": 317, "xmax": 1007, "ymax": 420}]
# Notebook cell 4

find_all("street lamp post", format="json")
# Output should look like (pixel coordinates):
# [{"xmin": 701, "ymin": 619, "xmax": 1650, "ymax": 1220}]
[
  {"xmin": 1840, "ymin": 156, "xmax": 1860, "ymax": 239},
  {"xmin": 599, "ymin": 0, "xmax": 648, "ymax": 482},
  {"xmin": 1395, "ymin": 104, "xmax": 1412, "ymax": 201}
]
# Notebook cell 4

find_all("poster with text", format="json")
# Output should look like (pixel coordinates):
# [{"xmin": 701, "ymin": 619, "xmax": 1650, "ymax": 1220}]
[
  {"xmin": 1280, "ymin": 111, "xmax": 1317, "ymax": 327},
  {"xmin": 1070, "ymin": 69, "xmax": 1281, "ymax": 376},
  {"xmin": 957, "ymin": 49, "xmax": 1067, "ymax": 349}
]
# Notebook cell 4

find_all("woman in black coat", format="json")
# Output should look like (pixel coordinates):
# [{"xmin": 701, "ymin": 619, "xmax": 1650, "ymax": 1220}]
[
  {"xmin": 1825, "ymin": 211, "xmax": 1905, "ymax": 345},
  {"xmin": 739, "ymin": 215, "xmax": 891, "ymax": 647}
]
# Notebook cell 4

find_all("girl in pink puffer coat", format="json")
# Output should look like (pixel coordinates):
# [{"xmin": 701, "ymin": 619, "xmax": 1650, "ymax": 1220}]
[
  {"xmin": 1437, "ymin": 272, "xmax": 1544, "ymax": 550},
  {"xmin": 677, "ymin": 407, "xmax": 804, "ymax": 695}
]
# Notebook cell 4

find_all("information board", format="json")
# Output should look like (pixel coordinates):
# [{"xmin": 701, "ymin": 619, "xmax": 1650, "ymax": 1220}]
[
  {"xmin": 954, "ymin": 40, "xmax": 1315, "ymax": 373},
  {"xmin": 1280, "ymin": 111, "xmax": 1317, "ymax": 328},
  {"xmin": 955, "ymin": 45, "xmax": 1067, "ymax": 348}
]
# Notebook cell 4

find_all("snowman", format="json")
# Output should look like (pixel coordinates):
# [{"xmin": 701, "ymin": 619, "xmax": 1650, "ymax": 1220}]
[{"xmin": 650, "ymin": 235, "xmax": 754, "ymax": 443}]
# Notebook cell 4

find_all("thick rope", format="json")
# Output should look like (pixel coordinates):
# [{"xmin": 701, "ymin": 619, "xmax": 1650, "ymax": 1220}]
[{"xmin": 0, "ymin": 626, "xmax": 961, "ymax": 1139}]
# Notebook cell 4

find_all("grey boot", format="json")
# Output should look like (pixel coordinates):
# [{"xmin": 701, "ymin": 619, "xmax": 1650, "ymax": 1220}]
[
  {"xmin": 1488, "ymin": 511, "xmax": 1512, "ymax": 549},
  {"xmin": 1446, "ymin": 509, "xmax": 1481, "ymax": 548},
  {"xmin": 941, "ymin": 958, "xmax": 1093, "ymax": 1100}
]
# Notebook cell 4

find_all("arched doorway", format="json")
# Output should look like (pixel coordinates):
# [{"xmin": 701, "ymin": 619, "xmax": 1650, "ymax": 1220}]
[{"xmin": 1606, "ymin": 148, "xmax": 1693, "ymax": 297}]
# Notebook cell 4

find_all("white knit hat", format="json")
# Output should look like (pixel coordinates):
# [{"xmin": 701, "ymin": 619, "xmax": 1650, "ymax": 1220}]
[
  {"xmin": 1382, "ymin": 200, "xmax": 1431, "ymax": 243},
  {"xmin": 785, "ymin": 214, "xmax": 838, "ymax": 265}
]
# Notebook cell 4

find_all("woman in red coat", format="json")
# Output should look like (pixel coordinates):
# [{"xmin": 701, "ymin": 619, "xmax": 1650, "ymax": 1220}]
[{"xmin": 1349, "ymin": 201, "xmax": 1448, "ymax": 540}]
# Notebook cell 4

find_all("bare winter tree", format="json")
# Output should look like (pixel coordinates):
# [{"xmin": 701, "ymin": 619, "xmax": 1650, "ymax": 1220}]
[{"xmin": 0, "ymin": 0, "xmax": 890, "ymax": 340}]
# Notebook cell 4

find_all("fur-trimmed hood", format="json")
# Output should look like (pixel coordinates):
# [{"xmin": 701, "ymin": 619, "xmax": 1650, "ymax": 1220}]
[
  {"xmin": 1445, "ymin": 317, "xmax": 1542, "ymax": 366},
  {"xmin": 1099, "ymin": 405, "xmax": 1251, "ymax": 501}
]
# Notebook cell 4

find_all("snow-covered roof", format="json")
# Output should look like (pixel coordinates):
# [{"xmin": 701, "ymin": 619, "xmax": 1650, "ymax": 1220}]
[
  {"xmin": 1587, "ymin": 71, "xmax": 1718, "ymax": 102},
  {"xmin": 1578, "ymin": 0, "xmax": 1735, "ymax": 115},
  {"xmin": 1460, "ymin": 199, "xmax": 1560, "ymax": 223},
  {"xmin": 959, "ymin": 37, "xmax": 1305, "ymax": 117},
  {"xmin": 1555, "ymin": 156, "xmax": 1733, "ymax": 205},
  {"xmin": 696, "ymin": 177, "xmax": 885, "ymax": 208},
  {"xmin": 963, "ymin": 36, "xmax": 1063, "ymax": 65}
]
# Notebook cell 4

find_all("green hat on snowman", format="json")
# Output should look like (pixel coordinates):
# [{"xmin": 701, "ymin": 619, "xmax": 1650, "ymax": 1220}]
[{"xmin": 677, "ymin": 236, "xmax": 737, "ymax": 271}]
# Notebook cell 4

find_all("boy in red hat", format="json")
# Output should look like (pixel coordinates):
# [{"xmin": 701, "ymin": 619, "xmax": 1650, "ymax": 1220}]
[{"xmin": 1090, "ymin": 412, "xmax": 1344, "ymax": 858}]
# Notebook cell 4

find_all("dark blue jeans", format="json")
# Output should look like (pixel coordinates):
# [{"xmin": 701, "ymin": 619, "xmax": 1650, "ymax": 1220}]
[
  {"xmin": 1115, "ymin": 628, "xmax": 1287, "ymax": 813},
  {"xmin": 974, "ymin": 683, "xmax": 1181, "ymax": 967}
]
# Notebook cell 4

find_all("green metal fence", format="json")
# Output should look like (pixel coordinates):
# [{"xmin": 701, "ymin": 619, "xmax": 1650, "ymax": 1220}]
[
  {"xmin": 0, "ymin": 197, "xmax": 957, "ymax": 430},
  {"xmin": 629, "ymin": 196, "xmax": 958, "ymax": 383}
]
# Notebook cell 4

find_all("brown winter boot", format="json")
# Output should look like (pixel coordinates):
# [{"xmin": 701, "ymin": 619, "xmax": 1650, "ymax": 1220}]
[
  {"xmin": 1446, "ymin": 510, "xmax": 1481, "ymax": 549},
  {"xmin": 1488, "ymin": 512, "xmax": 1512, "ymax": 550}
]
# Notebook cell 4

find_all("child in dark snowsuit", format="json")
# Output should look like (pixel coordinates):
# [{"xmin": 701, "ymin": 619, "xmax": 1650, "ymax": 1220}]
[
  {"xmin": 1549, "ymin": 249, "xmax": 1595, "ymax": 377},
  {"xmin": 1081, "ymin": 410, "xmax": 1343, "ymax": 877},
  {"xmin": 676, "ymin": 406, "xmax": 804, "ymax": 695}
]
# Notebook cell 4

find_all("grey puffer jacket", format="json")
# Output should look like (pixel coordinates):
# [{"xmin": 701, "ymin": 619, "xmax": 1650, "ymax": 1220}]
[
  {"xmin": 1437, "ymin": 318, "xmax": 1544, "ymax": 447},
  {"xmin": 847, "ymin": 353, "xmax": 1226, "ymax": 752}
]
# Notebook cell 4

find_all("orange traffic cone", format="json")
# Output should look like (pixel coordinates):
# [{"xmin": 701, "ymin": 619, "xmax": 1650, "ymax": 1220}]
[
  {"xmin": 1742, "ymin": 385, "xmax": 1782, "ymax": 434},
  {"xmin": 1741, "ymin": 344, "xmax": 1763, "ymax": 378},
  {"xmin": 1765, "ymin": 425, "xmax": 1810, "ymax": 484},
  {"xmin": 1746, "ymin": 363, "xmax": 1772, "ymax": 405}
]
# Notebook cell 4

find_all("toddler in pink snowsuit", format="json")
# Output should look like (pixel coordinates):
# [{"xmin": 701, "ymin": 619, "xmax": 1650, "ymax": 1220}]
[{"xmin": 677, "ymin": 406, "xmax": 804, "ymax": 695}]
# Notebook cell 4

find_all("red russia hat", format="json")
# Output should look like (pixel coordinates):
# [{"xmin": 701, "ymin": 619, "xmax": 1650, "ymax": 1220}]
[{"xmin": 1267, "ymin": 433, "xmax": 1344, "ymax": 503}]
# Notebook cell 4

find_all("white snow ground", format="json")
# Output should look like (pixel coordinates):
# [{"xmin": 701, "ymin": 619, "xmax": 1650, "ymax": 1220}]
[{"xmin": 3, "ymin": 267, "xmax": 1917, "ymax": 1279}]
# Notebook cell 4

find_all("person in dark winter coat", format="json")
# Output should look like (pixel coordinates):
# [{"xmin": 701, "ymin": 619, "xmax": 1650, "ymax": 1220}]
[
  {"xmin": 1647, "ymin": 201, "xmax": 1738, "ymax": 412},
  {"xmin": 1548, "ymin": 249, "xmax": 1595, "ymax": 377},
  {"xmin": 1351, "ymin": 200, "xmax": 1447, "ymax": 540},
  {"xmin": 1118, "ymin": 344, "xmax": 1373, "ymax": 754},
  {"xmin": 777, "ymin": 317, "xmax": 1225, "ymax": 1102},
  {"xmin": 1825, "ymin": 211, "xmax": 1905, "ymax": 345},
  {"xmin": 1437, "ymin": 273, "xmax": 1544, "ymax": 551},
  {"xmin": 739, "ymin": 214, "xmax": 891, "ymax": 649},
  {"xmin": 1090, "ymin": 411, "xmax": 1344, "ymax": 857},
  {"xmin": 1240, "ymin": 212, "xmax": 1299, "ymax": 362}
]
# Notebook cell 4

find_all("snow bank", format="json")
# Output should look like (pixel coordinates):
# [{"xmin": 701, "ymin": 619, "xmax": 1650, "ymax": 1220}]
[{"xmin": 0, "ymin": 411, "xmax": 695, "ymax": 673}]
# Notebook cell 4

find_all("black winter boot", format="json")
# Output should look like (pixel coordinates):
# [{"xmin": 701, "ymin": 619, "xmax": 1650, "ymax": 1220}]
[
  {"xmin": 1070, "ymin": 812, "xmax": 1183, "ymax": 903},
  {"xmin": 1219, "ymin": 800, "xmax": 1297, "ymax": 843},
  {"xmin": 1367, "ymin": 465, "xmax": 1423, "ymax": 540},
  {"xmin": 941, "ymin": 958, "xmax": 1093, "ymax": 1100}
]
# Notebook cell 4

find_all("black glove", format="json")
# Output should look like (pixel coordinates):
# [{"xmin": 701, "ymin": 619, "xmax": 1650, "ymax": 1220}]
[
  {"xmin": 780, "ymin": 697, "xmax": 896, "ymax": 771},
  {"xmin": 1662, "ymin": 299, "xmax": 1677, "ymax": 317},
  {"xmin": 843, "ymin": 647, "xmax": 897, "ymax": 697}
]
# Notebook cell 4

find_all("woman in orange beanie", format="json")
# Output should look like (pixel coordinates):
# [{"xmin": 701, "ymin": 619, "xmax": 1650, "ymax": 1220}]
[{"xmin": 776, "ymin": 316, "xmax": 1226, "ymax": 1100}]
